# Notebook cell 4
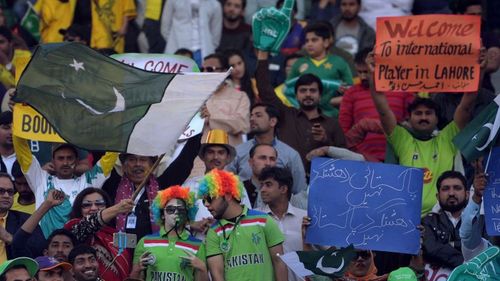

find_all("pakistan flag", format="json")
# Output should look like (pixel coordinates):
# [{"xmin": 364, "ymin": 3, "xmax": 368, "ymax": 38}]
[
  {"xmin": 453, "ymin": 95, "xmax": 500, "ymax": 162},
  {"xmin": 14, "ymin": 43, "xmax": 228, "ymax": 156},
  {"xmin": 280, "ymin": 245, "xmax": 355, "ymax": 278}
]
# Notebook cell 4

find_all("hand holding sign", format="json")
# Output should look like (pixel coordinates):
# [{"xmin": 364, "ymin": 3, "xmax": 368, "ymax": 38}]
[{"xmin": 252, "ymin": 0, "xmax": 295, "ymax": 54}]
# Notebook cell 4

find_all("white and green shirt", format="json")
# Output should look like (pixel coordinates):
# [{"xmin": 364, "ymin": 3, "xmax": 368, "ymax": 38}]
[
  {"xmin": 134, "ymin": 228, "xmax": 206, "ymax": 281},
  {"xmin": 205, "ymin": 206, "xmax": 284, "ymax": 281}
]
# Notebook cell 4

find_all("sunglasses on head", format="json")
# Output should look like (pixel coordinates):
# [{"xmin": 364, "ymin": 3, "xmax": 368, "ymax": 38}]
[
  {"xmin": 355, "ymin": 251, "xmax": 371, "ymax": 259},
  {"xmin": 164, "ymin": 206, "xmax": 187, "ymax": 215},
  {"xmin": 0, "ymin": 187, "xmax": 14, "ymax": 196},
  {"xmin": 200, "ymin": 66, "xmax": 222, "ymax": 72},
  {"xmin": 81, "ymin": 200, "xmax": 106, "ymax": 209}
]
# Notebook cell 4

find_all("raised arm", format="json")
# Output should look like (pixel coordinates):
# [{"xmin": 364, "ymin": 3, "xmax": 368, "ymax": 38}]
[
  {"xmin": 256, "ymin": 51, "xmax": 288, "ymax": 112},
  {"xmin": 12, "ymin": 189, "xmax": 65, "ymax": 257},
  {"xmin": 366, "ymin": 52, "xmax": 397, "ymax": 135},
  {"xmin": 454, "ymin": 47, "xmax": 486, "ymax": 130}
]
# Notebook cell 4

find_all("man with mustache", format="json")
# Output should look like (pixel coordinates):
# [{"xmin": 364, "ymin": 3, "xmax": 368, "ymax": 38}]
[
  {"xmin": 422, "ymin": 171, "xmax": 471, "ymax": 269},
  {"xmin": 13, "ymin": 135, "xmax": 118, "ymax": 238},
  {"xmin": 217, "ymin": 0, "xmax": 252, "ymax": 53},
  {"xmin": 366, "ymin": 50, "xmax": 483, "ymax": 216},
  {"xmin": 102, "ymin": 134, "xmax": 202, "ymax": 241},
  {"xmin": 339, "ymin": 48, "xmax": 414, "ymax": 162}
]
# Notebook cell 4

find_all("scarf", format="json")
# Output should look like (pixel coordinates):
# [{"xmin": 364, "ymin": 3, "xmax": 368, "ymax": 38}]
[
  {"xmin": 115, "ymin": 175, "xmax": 159, "ymax": 233},
  {"xmin": 344, "ymin": 252, "xmax": 388, "ymax": 281}
]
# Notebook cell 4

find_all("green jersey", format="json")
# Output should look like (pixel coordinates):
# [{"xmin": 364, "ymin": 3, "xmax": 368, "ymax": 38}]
[
  {"xmin": 387, "ymin": 122, "xmax": 460, "ymax": 216},
  {"xmin": 134, "ymin": 228, "xmax": 206, "ymax": 281},
  {"xmin": 206, "ymin": 206, "xmax": 284, "ymax": 281},
  {"xmin": 287, "ymin": 54, "xmax": 353, "ymax": 117}
]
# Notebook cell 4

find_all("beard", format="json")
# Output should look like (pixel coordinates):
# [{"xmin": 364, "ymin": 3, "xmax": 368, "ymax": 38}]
[{"xmin": 440, "ymin": 198, "xmax": 468, "ymax": 213}]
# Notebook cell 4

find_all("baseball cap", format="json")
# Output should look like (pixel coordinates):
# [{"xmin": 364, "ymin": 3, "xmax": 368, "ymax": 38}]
[
  {"xmin": 0, "ymin": 257, "xmax": 38, "ymax": 277},
  {"xmin": 35, "ymin": 256, "xmax": 72, "ymax": 272},
  {"xmin": 51, "ymin": 143, "xmax": 79, "ymax": 158},
  {"xmin": 388, "ymin": 267, "xmax": 417, "ymax": 281}
]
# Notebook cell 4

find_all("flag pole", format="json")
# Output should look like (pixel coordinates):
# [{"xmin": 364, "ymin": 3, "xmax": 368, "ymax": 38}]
[{"xmin": 132, "ymin": 153, "xmax": 166, "ymax": 200}]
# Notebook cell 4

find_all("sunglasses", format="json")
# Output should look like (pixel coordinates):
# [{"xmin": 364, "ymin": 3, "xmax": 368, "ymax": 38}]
[
  {"xmin": 200, "ymin": 66, "xmax": 223, "ymax": 72},
  {"xmin": 164, "ymin": 206, "xmax": 187, "ymax": 215},
  {"xmin": 0, "ymin": 188, "xmax": 15, "ymax": 196},
  {"xmin": 81, "ymin": 200, "xmax": 106, "ymax": 209},
  {"xmin": 355, "ymin": 251, "xmax": 371, "ymax": 260},
  {"xmin": 202, "ymin": 195, "xmax": 214, "ymax": 205}
]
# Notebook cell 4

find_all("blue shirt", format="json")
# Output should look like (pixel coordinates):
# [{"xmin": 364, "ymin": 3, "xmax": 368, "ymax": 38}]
[{"xmin": 226, "ymin": 138, "xmax": 307, "ymax": 195}]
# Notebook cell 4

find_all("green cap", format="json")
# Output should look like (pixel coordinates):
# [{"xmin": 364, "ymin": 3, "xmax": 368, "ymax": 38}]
[
  {"xmin": 388, "ymin": 267, "xmax": 417, "ymax": 281},
  {"xmin": 0, "ymin": 257, "xmax": 39, "ymax": 277}
]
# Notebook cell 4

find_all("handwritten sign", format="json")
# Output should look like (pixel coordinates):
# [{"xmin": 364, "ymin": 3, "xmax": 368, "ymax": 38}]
[
  {"xmin": 110, "ymin": 53, "xmax": 200, "ymax": 73},
  {"xmin": 375, "ymin": 15, "xmax": 481, "ymax": 92},
  {"xmin": 484, "ymin": 147, "xmax": 500, "ymax": 236},
  {"xmin": 306, "ymin": 158, "xmax": 423, "ymax": 254}
]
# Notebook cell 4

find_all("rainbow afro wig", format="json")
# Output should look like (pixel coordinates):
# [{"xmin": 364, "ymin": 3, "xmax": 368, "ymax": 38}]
[
  {"xmin": 198, "ymin": 169, "xmax": 244, "ymax": 201},
  {"xmin": 152, "ymin": 185, "xmax": 198, "ymax": 225}
]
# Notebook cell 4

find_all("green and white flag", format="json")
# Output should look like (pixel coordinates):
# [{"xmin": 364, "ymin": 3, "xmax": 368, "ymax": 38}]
[
  {"xmin": 453, "ymin": 95, "xmax": 500, "ymax": 162},
  {"xmin": 14, "ymin": 42, "xmax": 228, "ymax": 156},
  {"xmin": 279, "ymin": 245, "xmax": 355, "ymax": 278},
  {"xmin": 20, "ymin": 1, "xmax": 40, "ymax": 41}
]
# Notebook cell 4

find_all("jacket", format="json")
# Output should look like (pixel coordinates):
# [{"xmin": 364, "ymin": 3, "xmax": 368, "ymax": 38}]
[
  {"xmin": 330, "ymin": 15, "xmax": 375, "ymax": 54},
  {"xmin": 422, "ymin": 211, "xmax": 464, "ymax": 268}
]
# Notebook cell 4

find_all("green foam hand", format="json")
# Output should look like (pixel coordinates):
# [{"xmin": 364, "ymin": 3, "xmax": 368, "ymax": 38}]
[
  {"xmin": 252, "ymin": 0, "xmax": 295, "ymax": 54},
  {"xmin": 447, "ymin": 246, "xmax": 500, "ymax": 281}
]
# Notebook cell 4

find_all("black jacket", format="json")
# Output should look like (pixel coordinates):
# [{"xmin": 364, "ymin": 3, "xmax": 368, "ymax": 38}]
[
  {"xmin": 422, "ymin": 211, "xmax": 463, "ymax": 268},
  {"xmin": 8, "ymin": 210, "xmax": 46, "ymax": 259}
]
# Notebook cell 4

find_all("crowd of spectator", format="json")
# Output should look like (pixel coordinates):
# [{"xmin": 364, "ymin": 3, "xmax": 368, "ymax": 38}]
[{"xmin": 0, "ymin": 0, "xmax": 496, "ymax": 280}]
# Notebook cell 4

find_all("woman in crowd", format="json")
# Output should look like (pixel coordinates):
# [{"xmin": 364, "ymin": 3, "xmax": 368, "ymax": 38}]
[
  {"xmin": 64, "ymin": 187, "xmax": 134, "ymax": 281},
  {"xmin": 226, "ymin": 49, "xmax": 257, "ymax": 107},
  {"xmin": 130, "ymin": 185, "xmax": 208, "ymax": 281}
]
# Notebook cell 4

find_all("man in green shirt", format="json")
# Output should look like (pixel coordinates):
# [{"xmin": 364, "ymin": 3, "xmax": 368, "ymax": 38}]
[
  {"xmin": 198, "ymin": 169, "xmax": 287, "ymax": 281},
  {"xmin": 367, "ymin": 51, "xmax": 483, "ymax": 216}
]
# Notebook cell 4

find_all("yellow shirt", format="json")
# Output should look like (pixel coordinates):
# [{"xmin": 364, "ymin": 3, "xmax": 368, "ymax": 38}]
[
  {"xmin": 34, "ymin": 0, "xmax": 116, "ymax": 50},
  {"xmin": 109, "ymin": 0, "xmax": 137, "ymax": 53},
  {"xmin": 11, "ymin": 193, "xmax": 35, "ymax": 214},
  {"xmin": 0, "ymin": 49, "xmax": 31, "ymax": 88},
  {"xmin": 0, "ymin": 212, "xmax": 9, "ymax": 264}
]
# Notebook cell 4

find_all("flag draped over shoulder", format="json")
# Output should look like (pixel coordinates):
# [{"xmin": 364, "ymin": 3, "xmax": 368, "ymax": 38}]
[
  {"xmin": 453, "ymin": 95, "xmax": 500, "ymax": 162},
  {"xmin": 14, "ymin": 43, "xmax": 228, "ymax": 156},
  {"xmin": 279, "ymin": 245, "xmax": 355, "ymax": 278}
]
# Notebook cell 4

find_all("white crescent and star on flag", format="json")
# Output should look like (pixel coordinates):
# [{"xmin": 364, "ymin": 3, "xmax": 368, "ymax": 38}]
[
  {"xmin": 65, "ymin": 58, "xmax": 126, "ymax": 115},
  {"xmin": 316, "ymin": 251, "xmax": 345, "ymax": 274}
]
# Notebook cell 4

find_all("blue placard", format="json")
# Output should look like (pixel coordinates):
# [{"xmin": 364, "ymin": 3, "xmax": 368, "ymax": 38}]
[
  {"xmin": 484, "ymin": 147, "xmax": 500, "ymax": 236},
  {"xmin": 306, "ymin": 158, "xmax": 423, "ymax": 254}
]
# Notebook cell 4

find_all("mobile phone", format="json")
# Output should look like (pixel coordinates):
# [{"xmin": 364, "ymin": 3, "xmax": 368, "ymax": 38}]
[{"xmin": 113, "ymin": 232, "xmax": 137, "ymax": 248}]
